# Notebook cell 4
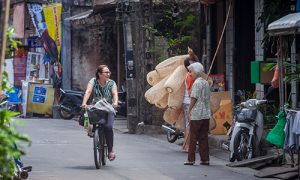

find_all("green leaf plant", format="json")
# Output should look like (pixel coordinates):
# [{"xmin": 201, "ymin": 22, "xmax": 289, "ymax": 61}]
[{"xmin": 0, "ymin": 27, "xmax": 30, "ymax": 179}]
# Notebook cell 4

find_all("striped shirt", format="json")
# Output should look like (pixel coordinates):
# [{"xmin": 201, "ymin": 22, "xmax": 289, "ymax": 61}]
[{"xmin": 89, "ymin": 78, "xmax": 117, "ymax": 104}]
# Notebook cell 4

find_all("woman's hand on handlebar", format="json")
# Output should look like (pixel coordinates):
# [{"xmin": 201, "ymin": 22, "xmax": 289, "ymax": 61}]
[
  {"xmin": 112, "ymin": 102, "xmax": 118, "ymax": 109},
  {"xmin": 81, "ymin": 104, "xmax": 88, "ymax": 109}
]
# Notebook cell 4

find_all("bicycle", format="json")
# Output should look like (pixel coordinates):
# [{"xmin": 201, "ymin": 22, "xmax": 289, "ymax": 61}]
[{"xmin": 86, "ymin": 107, "xmax": 109, "ymax": 169}]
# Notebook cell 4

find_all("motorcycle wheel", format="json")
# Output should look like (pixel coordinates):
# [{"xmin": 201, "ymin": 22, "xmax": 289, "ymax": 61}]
[
  {"xmin": 167, "ymin": 131, "xmax": 178, "ymax": 143},
  {"xmin": 59, "ymin": 104, "xmax": 74, "ymax": 120},
  {"xmin": 233, "ymin": 129, "xmax": 254, "ymax": 161}
]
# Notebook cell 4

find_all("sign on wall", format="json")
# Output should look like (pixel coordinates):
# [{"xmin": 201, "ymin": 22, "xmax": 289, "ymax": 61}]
[{"xmin": 32, "ymin": 86, "xmax": 47, "ymax": 103}]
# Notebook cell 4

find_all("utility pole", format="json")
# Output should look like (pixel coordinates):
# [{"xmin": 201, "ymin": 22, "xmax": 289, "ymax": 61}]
[
  {"xmin": 118, "ymin": 0, "xmax": 138, "ymax": 133},
  {"xmin": 0, "ymin": 0, "xmax": 11, "ymax": 87},
  {"xmin": 61, "ymin": 0, "xmax": 72, "ymax": 90}
]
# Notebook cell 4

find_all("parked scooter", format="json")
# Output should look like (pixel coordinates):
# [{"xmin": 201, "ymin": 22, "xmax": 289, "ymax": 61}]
[
  {"xmin": 227, "ymin": 99, "xmax": 267, "ymax": 162},
  {"xmin": 59, "ymin": 88, "xmax": 84, "ymax": 120},
  {"xmin": 161, "ymin": 124, "xmax": 184, "ymax": 143}
]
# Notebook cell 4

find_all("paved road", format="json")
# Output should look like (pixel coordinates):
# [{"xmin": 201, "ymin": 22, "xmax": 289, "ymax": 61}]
[{"xmin": 17, "ymin": 118, "xmax": 259, "ymax": 180}]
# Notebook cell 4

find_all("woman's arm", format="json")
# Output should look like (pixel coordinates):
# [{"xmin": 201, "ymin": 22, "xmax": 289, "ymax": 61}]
[
  {"xmin": 188, "ymin": 97, "xmax": 197, "ymax": 114},
  {"xmin": 81, "ymin": 83, "xmax": 93, "ymax": 108},
  {"xmin": 111, "ymin": 87, "xmax": 119, "ymax": 109}
]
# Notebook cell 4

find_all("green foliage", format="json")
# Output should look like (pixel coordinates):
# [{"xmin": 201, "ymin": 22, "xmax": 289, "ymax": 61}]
[
  {"xmin": 283, "ymin": 62, "xmax": 300, "ymax": 82},
  {"xmin": 256, "ymin": 0, "xmax": 293, "ymax": 48},
  {"xmin": 0, "ymin": 28, "xmax": 30, "ymax": 179},
  {"xmin": 143, "ymin": 4, "xmax": 197, "ymax": 59},
  {"xmin": 262, "ymin": 62, "xmax": 300, "ymax": 83},
  {"xmin": 5, "ymin": 27, "xmax": 22, "ymax": 58}
]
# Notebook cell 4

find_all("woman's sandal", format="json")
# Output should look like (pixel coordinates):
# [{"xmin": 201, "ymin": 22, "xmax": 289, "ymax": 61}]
[
  {"xmin": 184, "ymin": 161, "xmax": 195, "ymax": 165},
  {"xmin": 200, "ymin": 161, "xmax": 210, "ymax": 165},
  {"xmin": 108, "ymin": 152, "xmax": 116, "ymax": 161}
]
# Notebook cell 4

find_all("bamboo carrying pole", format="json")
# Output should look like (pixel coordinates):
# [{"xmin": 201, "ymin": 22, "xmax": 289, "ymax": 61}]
[{"xmin": 0, "ymin": 0, "xmax": 11, "ymax": 87}]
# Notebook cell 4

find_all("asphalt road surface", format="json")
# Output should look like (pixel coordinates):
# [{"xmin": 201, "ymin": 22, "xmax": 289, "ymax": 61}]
[{"xmin": 17, "ymin": 118, "xmax": 259, "ymax": 180}]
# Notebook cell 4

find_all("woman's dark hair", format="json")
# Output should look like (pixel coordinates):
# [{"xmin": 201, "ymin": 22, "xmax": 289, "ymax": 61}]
[
  {"xmin": 184, "ymin": 58, "xmax": 191, "ymax": 71},
  {"xmin": 95, "ymin": 65, "xmax": 108, "ymax": 79}
]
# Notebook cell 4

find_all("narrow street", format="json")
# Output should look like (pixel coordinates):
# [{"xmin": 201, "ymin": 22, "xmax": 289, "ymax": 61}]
[{"xmin": 17, "ymin": 118, "xmax": 259, "ymax": 180}]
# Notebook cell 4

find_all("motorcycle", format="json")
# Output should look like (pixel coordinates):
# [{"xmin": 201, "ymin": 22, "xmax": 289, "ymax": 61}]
[
  {"xmin": 161, "ymin": 124, "xmax": 184, "ymax": 143},
  {"xmin": 58, "ymin": 88, "xmax": 84, "ymax": 120},
  {"xmin": 116, "ymin": 90, "xmax": 127, "ymax": 117},
  {"xmin": 227, "ymin": 99, "xmax": 267, "ymax": 162}
]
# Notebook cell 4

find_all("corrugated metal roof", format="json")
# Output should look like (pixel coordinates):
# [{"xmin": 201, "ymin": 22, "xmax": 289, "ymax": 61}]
[{"xmin": 268, "ymin": 13, "xmax": 300, "ymax": 35}]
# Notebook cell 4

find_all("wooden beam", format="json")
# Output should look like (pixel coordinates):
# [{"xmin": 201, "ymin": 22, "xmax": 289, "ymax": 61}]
[
  {"xmin": 254, "ymin": 166, "xmax": 298, "ymax": 178},
  {"xmin": 0, "ymin": 0, "xmax": 11, "ymax": 88},
  {"xmin": 226, "ymin": 154, "xmax": 281, "ymax": 167}
]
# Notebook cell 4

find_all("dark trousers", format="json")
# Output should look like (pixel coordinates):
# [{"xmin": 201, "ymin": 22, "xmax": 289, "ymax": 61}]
[
  {"xmin": 188, "ymin": 119, "xmax": 209, "ymax": 162},
  {"xmin": 105, "ymin": 112, "xmax": 114, "ymax": 153},
  {"xmin": 104, "ymin": 127, "xmax": 113, "ymax": 153}
]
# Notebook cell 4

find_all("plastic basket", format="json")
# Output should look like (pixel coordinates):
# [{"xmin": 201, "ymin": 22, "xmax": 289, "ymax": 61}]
[{"xmin": 87, "ymin": 108, "xmax": 108, "ymax": 125}]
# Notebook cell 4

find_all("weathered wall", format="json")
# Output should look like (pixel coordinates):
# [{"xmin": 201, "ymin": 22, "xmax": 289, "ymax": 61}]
[{"xmin": 71, "ymin": 8, "xmax": 118, "ymax": 91}]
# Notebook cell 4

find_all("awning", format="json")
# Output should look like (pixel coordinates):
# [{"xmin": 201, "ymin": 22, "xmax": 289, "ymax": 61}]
[
  {"xmin": 64, "ymin": 9, "xmax": 93, "ymax": 21},
  {"xmin": 268, "ymin": 13, "xmax": 300, "ymax": 36},
  {"xmin": 64, "ymin": 10, "xmax": 102, "ymax": 25}
]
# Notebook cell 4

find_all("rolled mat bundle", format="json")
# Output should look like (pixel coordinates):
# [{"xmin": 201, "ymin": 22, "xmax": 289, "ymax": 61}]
[
  {"xmin": 155, "ymin": 55, "xmax": 188, "ymax": 78},
  {"xmin": 163, "ymin": 108, "xmax": 182, "ymax": 124},
  {"xmin": 145, "ymin": 75, "xmax": 170, "ymax": 104},
  {"xmin": 146, "ymin": 70, "xmax": 161, "ymax": 86},
  {"xmin": 175, "ymin": 110, "xmax": 185, "ymax": 131},
  {"xmin": 164, "ymin": 65, "xmax": 187, "ymax": 93},
  {"xmin": 167, "ymin": 83, "xmax": 184, "ymax": 110},
  {"xmin": 155, "ymin": 94, "xmax": 169, "ymax": 109}
]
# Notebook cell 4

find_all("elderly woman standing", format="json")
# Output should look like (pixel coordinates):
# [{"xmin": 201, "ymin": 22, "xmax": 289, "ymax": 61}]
[{"xmin": 184, "ymin": 62, "xmax": 211, "ymax": 166}]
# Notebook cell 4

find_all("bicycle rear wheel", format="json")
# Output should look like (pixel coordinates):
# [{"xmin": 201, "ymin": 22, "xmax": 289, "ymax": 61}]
[{"xmin": 93, "ymin": 128, "xmax": 103, "ymax": 169}]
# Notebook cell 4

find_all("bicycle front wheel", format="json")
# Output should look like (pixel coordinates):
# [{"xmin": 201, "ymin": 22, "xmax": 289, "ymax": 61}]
[{"xmin": 93, "ymin": 128, "xmax": 103, "ymax": 169}]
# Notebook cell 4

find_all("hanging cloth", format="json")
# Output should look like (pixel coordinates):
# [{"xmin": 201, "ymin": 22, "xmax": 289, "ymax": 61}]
[{"xmin": 266, "ymin": 111, "xmax": 286, "ymax": 148}]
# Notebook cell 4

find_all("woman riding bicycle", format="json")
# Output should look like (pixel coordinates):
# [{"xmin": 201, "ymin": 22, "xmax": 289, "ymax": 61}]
[{"xmin": 81, "ymin": 65, "xmax": 118, "ymax": 161}]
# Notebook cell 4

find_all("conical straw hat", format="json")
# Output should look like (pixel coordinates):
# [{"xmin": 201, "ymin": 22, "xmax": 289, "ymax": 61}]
[
  {"xmin": 163, "ymin": 107, "xmax": 182, "ymax": 124},
  {"xmin": 146, "ymin": 70, "xmax": 160, "ymax": 86},
  {"xmin": 168, "ymin": 82, "xmax": 184, "ymax": 110},
  {"xmin": 144, "ymin": 75, "xmax": 170, "ymax": 104},
  {"xmin": 155, "ymin": 93, "xmax": 168, "ymax": 109},
  {"xmin": 164, "ymin": 65, "xmax": 187, "ymax": 93}
]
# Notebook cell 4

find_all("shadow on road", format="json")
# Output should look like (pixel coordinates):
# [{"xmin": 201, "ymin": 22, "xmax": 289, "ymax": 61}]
[{"xmin": 64, "ymin": 166, "xmax": 98, "ymax": 170}]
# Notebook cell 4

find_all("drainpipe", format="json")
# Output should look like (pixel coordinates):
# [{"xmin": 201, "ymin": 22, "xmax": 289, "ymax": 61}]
[{"xmin": 61, "ymin": 0, "xmax": 72, "ymax": 90}]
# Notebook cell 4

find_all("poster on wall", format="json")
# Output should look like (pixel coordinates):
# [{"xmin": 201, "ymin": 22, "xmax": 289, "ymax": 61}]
[
  {"xmin": 13, "ymin": 47, "xmax": 28, "ymax": 87},
  {"xmin": 43, "ymin": 3, "xmax": 62, "ymax": 61},
  {"xmin": 27, "ymin": 36, "xmax": 43, "ymax": 48},
  {"xmin": 28, "ymin": 3, "xmax": 59, "ymax": 64},
  {"xmin": 32, "ymin": 86, "xmax": 47, "ymax": 104},
  {"xmin": 26, "ymin": 52, "xmax": 46, "ymax": 82},
  {"xmin": 209, "ymin": 74, "xmax": 225, "ymax": 92}
]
